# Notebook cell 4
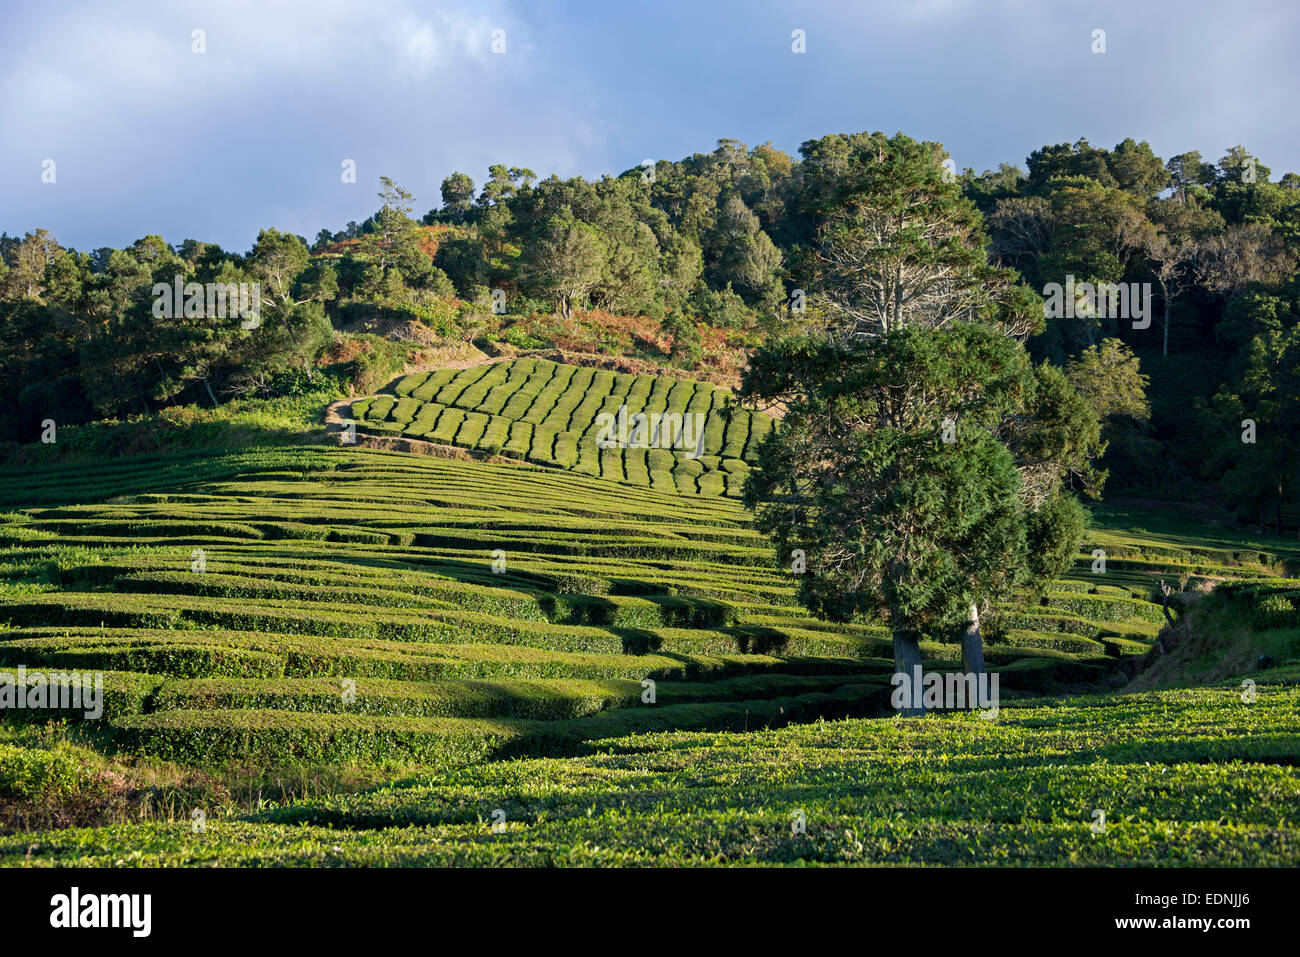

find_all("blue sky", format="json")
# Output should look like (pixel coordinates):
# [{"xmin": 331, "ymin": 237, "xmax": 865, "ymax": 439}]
[{"xmin": 2, "ymin": 0, "xmax": 1297, "ymax": 252}]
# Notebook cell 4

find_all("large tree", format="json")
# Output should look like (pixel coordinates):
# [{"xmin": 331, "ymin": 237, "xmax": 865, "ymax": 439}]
[
  {"xmin": 1143, "ymin": 196, "xmax": 1222, "ymax": 356},
  {"xmin": 742, "ymin": 133, "xmax": 1102, "ymax": 701},
  {"xmin": 360, "ymin": 177, "xmax": 429, "ymax": 278},
  {"xmin": 0, "ymin": 229, "xmax": 64, "ymax": 302},
  {"xmin": 521, "ymin": 216, "xmax": 605, "ymax": 319},
  {"xmin": 742, "ymin": 323, "xmax": 1074, "ymax": 712},
  {"xmin": 439, "ymin": 172, "xmax": 476, "ymax": 221},
  {"xmin": 1195, "ymin": 222, "xmax": 1295, "ymax": 303},
  {"xmin": 811, "ymin": 133, "xmax": 1038, "ymax": 343},
  {"xmin": 1212, "ymin": 324, "xmax": 1300, "ymax": 532}
]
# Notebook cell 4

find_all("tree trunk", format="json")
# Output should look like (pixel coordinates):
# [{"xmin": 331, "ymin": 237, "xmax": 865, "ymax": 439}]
[
  {"xmin": 961, "ymin": 602, "xmax": 986, "ymax": 677},
  {"xmin": 1278, "ymin": 473, "xmax": 1285, "ymax": 537},
  {"xmin": 1162, "ymin": 293, "xmax": 1170, "ymax": 357},
  {"xmin": 202, "ymin": 377, "xmax": 219, "ymax": 408},
  {"xmin": 892, "ymin": 628, "xmax": 925, "ymax": 717}
]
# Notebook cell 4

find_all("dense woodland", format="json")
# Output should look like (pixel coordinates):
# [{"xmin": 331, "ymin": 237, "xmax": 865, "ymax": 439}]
[{"xmin": 2, "ymin": 132, "xmax": 1298, "ymax": 528}]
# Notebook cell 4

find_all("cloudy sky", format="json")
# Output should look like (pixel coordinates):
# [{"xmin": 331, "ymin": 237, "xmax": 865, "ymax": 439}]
[{"xmin": 2, "ymin": 0, "xmax": 1296, "ymax": 252}]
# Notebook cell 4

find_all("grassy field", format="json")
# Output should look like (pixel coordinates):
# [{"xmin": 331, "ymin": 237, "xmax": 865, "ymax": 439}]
[
  {"xmin": 0, "ymin": 434, "xmax": 1297, "ymax": 865},
  {"xmin": 349, "ymin": 358, "xmax": 772, "ymax": 497}
]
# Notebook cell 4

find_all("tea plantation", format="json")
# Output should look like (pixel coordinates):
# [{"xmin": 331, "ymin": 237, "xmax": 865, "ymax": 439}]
[
  {"xmin": 7, "ymin": 687, "xmax": 1298, "ymax": 866},
  {"xmin": 349, "ymin": 358, "xmax": 771, "ymax": 497},
  {"xmin": 0, "ymin": 437, "xmax": 1297, "ymax": 865}
]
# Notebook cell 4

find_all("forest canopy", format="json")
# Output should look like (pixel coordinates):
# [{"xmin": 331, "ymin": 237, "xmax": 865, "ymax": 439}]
[{"xmin": 3, "ymin": 131, "xmax": 1298, "ymax": 528}]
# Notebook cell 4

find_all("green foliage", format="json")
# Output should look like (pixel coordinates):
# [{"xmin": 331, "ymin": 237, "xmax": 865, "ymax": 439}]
[
  {"xmin": 660, "ymin": 312, "xmax": 703, "ymax": 366},
  {"xmin": 1023, "ymin": 491, "xmax": 1087, "ymax": 589},
  {"xmin": 1212, "ymin": 323, "xmax": 1300, "ymax": 527},
  {"xmin": 1255, "ymin": 593, "xmax": 1297, "ymax": 629},
  {"xmin": 743, "ymin": 324, "xmax": 1041, "ymax": 643},
  {"xmin": 1067, "ymin": 339, "xmax": 1151, "ymax": 423},
  {"xmin": 520, "ymin": 217, "xmax": 606, "ymax": 318},
  {"xmin": 0, "ymin": 744, "xmax": 88, "ymax": 799},
  {"xmin": 971, "ymin": 135, "xmax": 1299, "ymax": 514},
  {"xmin": 338, "ymin": 334, "xmax": 413, "ymax": 395},
  {"xmin": 808, "ymin": 132, "xmax": 1039, "ymax": 341},
  {"xmin": 359, "ymin": 177, "xmax": 430, "ymax": 279},
  {"xmin": 6, "ymin": 686, "xmax": 1300, "ymax": 866},
  {"xmin": 1066, "ymin": 340, "xmax": 1158, "ymax": 491},
  {"xmin": 438, "ymin": 172, "xmax": 476, "ymax": 220},
  {"xmin": 739, "ymin": 139, "xmax": 1104, "ymax": 672},
  {"xmin": 4, "ymin": 129, "xmax": 1298, "ymax": 523}
]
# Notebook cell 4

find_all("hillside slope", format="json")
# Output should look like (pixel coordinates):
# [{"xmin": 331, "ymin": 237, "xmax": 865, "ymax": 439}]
[
  {"xmin": 0, "ymin": 445, "xmax": 1167, "ymax": 768},
  {"xmin": 349, "ymin": 358, "xmax": 772, "ymax": 497}
]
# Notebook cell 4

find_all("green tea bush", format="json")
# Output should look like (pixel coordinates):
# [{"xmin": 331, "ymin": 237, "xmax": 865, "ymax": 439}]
[{"xmin": 0, "ymin": 744, "xmax": 90, "ymax": 799}]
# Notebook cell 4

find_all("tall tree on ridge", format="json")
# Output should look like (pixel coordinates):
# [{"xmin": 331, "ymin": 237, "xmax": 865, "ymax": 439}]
[{"xmin": 742, "ymin": 133, "xmax": 1102, "ymax": 697}]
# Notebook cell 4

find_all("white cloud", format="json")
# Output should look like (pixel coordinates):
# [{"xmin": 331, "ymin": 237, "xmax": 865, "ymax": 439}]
[
  {"xmin": 1, "ymin": 0, "xmax": 1295, "ymax": 251},
  {"xmin": 0, "ymin": 0, "xmax": 612, "ymax": 249}
]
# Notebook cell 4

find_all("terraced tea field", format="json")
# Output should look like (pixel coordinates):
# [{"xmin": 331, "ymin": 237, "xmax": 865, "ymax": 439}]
[
  {"xmin": 0, "ymin": 444, "xmax": 1186, "ymax": 762},
  {"xmin": 1, "ymin": 445, "xmax": 1297, "ymax": 866},
  {"xmin": 348, "ymin": 358, "xmax": 771, "ymax": 497}
]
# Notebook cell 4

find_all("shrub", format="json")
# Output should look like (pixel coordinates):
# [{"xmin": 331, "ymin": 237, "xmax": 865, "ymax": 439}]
[
  {"xmin": 0, "ymin": 744, "xmax": 87, "ymax": 799},
  {"xmin": 503, "ymin": 325, "xmax": 548, "ymax": 350},
  {"xmin": 1256, "ymin": 594, "xmax": 1298, "ymax": 629}
]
